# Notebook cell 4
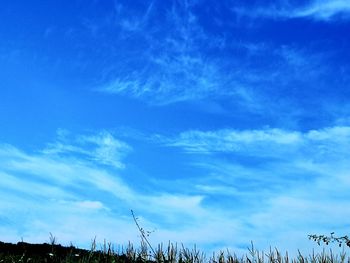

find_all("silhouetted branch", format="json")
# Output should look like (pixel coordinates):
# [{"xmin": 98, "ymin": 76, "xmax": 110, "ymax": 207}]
[{"xmin": 308, "ymin": 232, "xmax": 350, "ymax": 247}]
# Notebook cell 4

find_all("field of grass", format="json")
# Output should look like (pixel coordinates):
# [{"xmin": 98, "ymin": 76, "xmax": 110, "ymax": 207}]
[
  {"xmin": 1, "ymin": 213, "xmax": 349, "ymax": 262},
  {"xmin": 1, "ymin": 238, "xmax": 350, "ymax": 263}
]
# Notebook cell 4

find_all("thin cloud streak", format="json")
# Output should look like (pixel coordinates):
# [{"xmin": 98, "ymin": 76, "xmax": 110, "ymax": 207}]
[
  {"xmin": 292, "ymin": 0, "xmax": 350, "ymax": 20},
  {"xmin": 232, "ymin": 0, "xmax": 350, "ymax": 21},
  {"xmin": 166, "ymin": 126, "xmax": 350, "ymax": 160},
  {"xmin": 43, "ymin": 131, "xmax": 132, "ymax": 169}
]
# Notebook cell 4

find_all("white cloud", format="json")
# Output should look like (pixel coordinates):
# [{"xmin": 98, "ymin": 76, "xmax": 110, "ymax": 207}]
[
  {"xmin": 114, "ymin": 1, "xmax": 154, "ymax": 33},
  {"xmin": 292, "ymin": 0, "xmax": 350, "ymax": 20},
  {"xmin": 99, "ymin": 54, "xmax": 233, "ymax": 105},
  {"xmin": 162, "ymin": 126, "xmax": 350, "ymax": 216},
  {"xmin": 71, "ymin": 200, "xmax": 107, "ymax": 211},
  {"xmin": 80, "ymin": 132, "xmax": 132, "ymax": 169},
  {"xmin": 166, "ymin": 126, "xmax": 350, "ymax": 161},
  {"xmin": 98, "ymin": 35, "xmax": 329, "ymax": 121},
  {"xmin": 0, "ymin": 134, "xmax": 237, "ymax": 253},
  {"xmin": 43, "ymin": 131, "xmax": 131, "ymax": 169},
  {"xmin": 97, "ymin": 1, "xmax": 254, "ymax": 106},
  {"xmin": 155, "ymin": 125, "xmax": 350, "ymax": 253},
  {"xmin": 166, "ymin": 128, "xmax": 302, "ymax": 156},
  {"xmin": 92, "ymin": 1, "xmax": 337, "ymax": 121},
  {"xmin": 233, "ymin": 0, "xmax": 350, "ymax": 21},
  {"xmin": 1, "ymin": 127, "xmax": 349, "ymax": 255}
]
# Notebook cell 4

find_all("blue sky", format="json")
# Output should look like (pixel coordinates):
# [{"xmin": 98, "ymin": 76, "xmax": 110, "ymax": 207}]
[{"xmin": 1, "ymin": 0, "xmax": 350, "ymax": 256}]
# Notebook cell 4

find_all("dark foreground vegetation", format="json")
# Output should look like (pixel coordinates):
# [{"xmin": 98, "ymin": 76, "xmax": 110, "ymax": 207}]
[
  {"xmin": 1, "ymin": 239, "xmax": 350, "ymax": 263},
  {"xmin": 1, "ymin": 213, "xmax": 349, "ymax": 263}
]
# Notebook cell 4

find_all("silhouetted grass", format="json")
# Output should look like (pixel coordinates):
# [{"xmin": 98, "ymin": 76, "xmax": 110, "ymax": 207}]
[
  {"xmin": 1, "ymin": 239, "xmax": 349, "ymax": 263},
  {"xmin": 1, "ymin": 212, "xmax": 348, "ymax": 262}
]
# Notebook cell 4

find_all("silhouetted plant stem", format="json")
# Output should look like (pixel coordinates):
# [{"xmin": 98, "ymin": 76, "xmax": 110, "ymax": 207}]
[{"xmin": 131, "ymin": 209, "xmax": 157, "ymax": 258}]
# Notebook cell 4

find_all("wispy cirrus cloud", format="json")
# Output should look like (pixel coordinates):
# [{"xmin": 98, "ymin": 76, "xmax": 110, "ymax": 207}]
[
  {"xmin": 95, "ymin": 0, "xmax": 339, "ymax": 121},
  {"xmin": 43, "ymin": 130, "xmax": 131, "ymax": 169},
  {"xmin": 99, "ymin": 55, "xmax": 233, "ymax": 105},
  {"xmin": 153, "ymin": 125, "xmax": 350, "ymax": 252},
  {"xmin": 0, "ymin": 132, "xmax": 241, "ymax": 253},
  {"xmin": 113, "ymin": 1, "xmax": 155, "ymax": 33},
  {"xmin": 167, "ymin": 128, "xmax": 301, "ymax": 154},
  {"xmin": 166, "ymin": 126, "xmax": 350, "ymax": 161},
  {"xmin": 160, "ymin": 126, "xmax": 350, "ymax": 198},
  {"xmin": 1, "ymin": 126, "xmax": 349, "ymax": 255},
  {"xmin": 232, "ymin": 0, "xmax": 350, "ymax": 21},
  {"xmin": 290, "ymin": 0, "xmax": 350, "ymax": 20},
  {"xmin": 97, "ymin": 0, "xmax": 252, "ymax": 106},
  {"xmin": 99, "ymin": 38, "xmax": 330, "ymax": 118}
]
